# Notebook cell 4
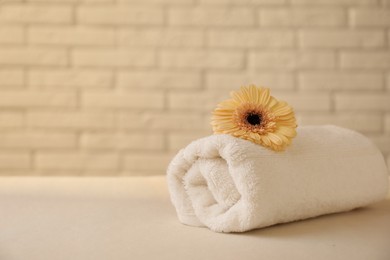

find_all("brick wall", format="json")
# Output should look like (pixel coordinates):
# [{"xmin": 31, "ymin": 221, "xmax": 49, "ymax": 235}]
[{"xmin": 0, "ymin": 0, "xmax": 389, "ymax": 176}]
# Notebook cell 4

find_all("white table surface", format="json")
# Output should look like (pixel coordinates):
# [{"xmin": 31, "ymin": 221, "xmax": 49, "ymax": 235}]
[{"xmin": 0, "ymin": 176, "xmax": 389, "ymax": 260}]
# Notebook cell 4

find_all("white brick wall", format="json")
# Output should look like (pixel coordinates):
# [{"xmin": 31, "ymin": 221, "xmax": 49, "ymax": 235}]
[
  {"xmin": 0, "ymin": 26, "xmax": 24, "ymax": 44},
  {"xmin": 27, "ymin": 112, "xmax": 115, "ymax": 129},
  {"xmin": 28, "ymin": 27, "xmax": 116, "ymax": 46},
  {"xmin": 160, "ymin": 50, "xmax": 244, "ymax": 69},
  {"xmin": 259, "ymin": 8, "xmax": 347, "ymax": 27},
  {"xmin": 298, "ymin": 72, "xmax": 383, "ymax": 91},
  {"xmin": 72, "ymin": 50, "xmax": 156, "ymax": 68},
  {"xmin": 28, "ymin": 69, "xmax": 113, "ymax": 89},
  {"xmin": 249, "ymin": 51, "xmax": 337, "ymax": 69},
  {"xmin": 0, "ymin": 0, "xmax": 389, "ymax": 176},
  {"xmin": 77, "ymin": 6, "xmax": 164, "ymax": 26},
  {"xmin": 0, "ymin": 5, "xmax": 72, "ymax": 24},
  {"xmin": 0, "ymin": 132, "xmax": 77, "ymax": 148},
  {"xmin": 299, "ymin": 30, "xmax": 385, "ymax": 48},
  {"xmin": 0, "ymin": 48, "xmax": 68, "ymax": 66},
  {"xmin": 117, "ymin": 70, "xmax": 202, "ymax": 89},
  {"xmin": 168, "ymin": 7, "xmax": 255, "ymax": 27},
  {"xmin": 0, "ymin": 91, "xmax": 76, "ymax": 107}
]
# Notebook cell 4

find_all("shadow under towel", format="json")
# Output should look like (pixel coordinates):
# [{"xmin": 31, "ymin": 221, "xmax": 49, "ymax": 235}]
[{"xmin": 166, "ymin": 125, "xmax": 389, "ymax": 233}]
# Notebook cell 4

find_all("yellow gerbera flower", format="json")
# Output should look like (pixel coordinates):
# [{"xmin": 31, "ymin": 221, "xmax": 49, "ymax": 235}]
[{"xmin": 211, "ymin": 85, "xmax": 297, "ymax": 151}]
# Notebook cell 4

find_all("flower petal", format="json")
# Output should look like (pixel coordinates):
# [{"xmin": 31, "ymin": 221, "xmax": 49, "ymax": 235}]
[
  {"xmin": 258, "ymin": 88, "xmax": 271, "ymax": 106},
  {"xmin": 211, "ymin": 85, "xmax": 297, "ymax": 151},
  {"xmin": 277, "ymin": 126, "xmax": 297, "ymax": 137},
  {"xmin": 260, "ymin": 135, "xmax": 271, "ymax": 146},
  {"xmin": 267, "ymin": 132, "xmax": 283, "ymax": 145}
]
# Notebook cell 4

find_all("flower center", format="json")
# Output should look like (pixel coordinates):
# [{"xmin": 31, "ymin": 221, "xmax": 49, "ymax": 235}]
[{"xmin": 246, "ymin": 113, "xmax": 262, "ymax": 126}]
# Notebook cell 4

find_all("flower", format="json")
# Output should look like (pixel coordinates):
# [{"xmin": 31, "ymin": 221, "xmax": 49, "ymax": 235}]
[{"xmin": 211, "ymin": 85, "xmax": 297, "ymax": 151}]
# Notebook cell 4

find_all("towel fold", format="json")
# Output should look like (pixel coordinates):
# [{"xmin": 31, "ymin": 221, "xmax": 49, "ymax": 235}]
[{"xmin": 167, "ymin": 125, "xmax": 389, "ymax": 232}]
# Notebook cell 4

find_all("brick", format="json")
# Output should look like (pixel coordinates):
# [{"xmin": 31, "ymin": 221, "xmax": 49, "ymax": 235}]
[
  {"xmin": 0, "ymin": 5, "xmax": 72, "ymax": 24},
  {"xmin": 351, "ymin": 9, "xmax": 390, "ymax": 27},
  {"xmin": 0, "ymin": 91, "xmax": 76, "ymax": 108},
  {"xmin": 300, "ymin": 113, "xmax": 382, "ymax": 132},
  {"xmin": 82, "ymin": 92, "xmax": 164, "ymax": 109},
  {"xmin": 275, "ymin": 92, "xmax": 331, "ymax": 111},
  {"xmin": 299, "ymin": 30, "xmax": 384, "ymax": 48},
  {"xmin": 28, "ymin": 27, "xmax": 115, "ymax": 46},
  {"xmin": 341, "ymin": 51, "xmax": 390, "ymax": 69},
  {"xmin": 0, "ymin": 170, "xmax": 36, "ymax": 177},
  {"xmin": 0, "ymin": 132, "xmax": 76, "ymax": 148},
  {"xmin": 291, "ymin": 0, "xmax": 378, "ymax": 4},
  {"xmin": 27, "ymin": 112, "xmax": 114, "ymax": 129},
  {"xmin": 77, "ymin": 6, "xmax": 164, "ymax": 25},
  {"xmin": 0, "ymin": 69, "xmax": 24, "ymax": 86},
  {"xmin": 335, "ymin": 93, "xmax": 390, "ymax": 111},
  {"xmin": 199, "ymin": 0, "xmax": 286, "ymax": 4},
  {"xmin": 385, "ymin": 114, "xmax": 390, "ymax": 133},
  {"xmin": 387, "ymin": 155, "xmax": 390, "ymax": 172},
  {"xmin": 249, "ymin": 51, "xmax": 336, "ymax": 70},
  {"xmin": 389, "ymin": 30, "xmax": 390, "ymax": 47},
  {"xmin": 117, "ymin": 70, "xmax": 201, "ymax": 90},
  {"xmin": 119, "ymin": 113, "xmax": 207, "ymax": 130},
  {"xmin": 169, "ymin": 91, "xmax": 331, "ymax": 112},
  {"xmin": 124, "ymin": 153, "xmax": 172, "ymax": 171},
  {"xmin": 168, "ymin": 91, "xmax": 227, "ymax": 111},
  {"xmin": 0, "ymin": 26, "xmax": 24, "ymax": 44},
  {"xmin": 81, "ymin": 133, "xmax": 164, "ymax": 150},
  {"xmin": 30, "ymin": 169, "xmax": 119, "ymax": 177},
  {"xmin": 36, "ymin": 152, "xmax": 119, "ymax": 170},
  {"xmin": 28, "ymin": 69, "xmax": 113, "ymax": 89},
  {"xmin": 118, "ymin": 29, "xmax": 204, "ymax": 47},
  {"xmin": 168, "ymin": 7, "xmax": 254, "ymax": 26},
  {"xmin": 299, "ymin": 72, "xmax": 383, "ymax": 91},
  {"xmin": 260, "ymin": 8, "xmax": 346, "ymax": 27},
  {"xmin": 0, "ymin": 113, "xmax": 24, "ymax": 128},
  {"xmin": 168, "ymin": 132, "xmax": 210, "ymax": 151},
  {"xmin": 119, "ymin": 170, "xmax": 166, "ymax": 176},
  {"xmin": 0, "ymin": 48, "xmax": 67, "ymax": 66},
  {"xmin": 367, "ymin": 136, "xmax": 390, "ymax": 153},
  {"xmin": 206, "ymin": 72, "xmax": 295, "ymax": 90},
  {"xmin": 207, "ymin": 30, "xmax": 294, "ymax": 48},
  {"xmin": 72, "ymin": 50, "xmax": 155, "ymax": 68},
  {"xmin": 388, "ymin": 74, "xmax": 390, "ymax": 90},
  {"xmin": 28, "ymin": 0, "xmax": 112, "ymax": 2},
  {"xmin": 118, "ymin": 0, "xmax": 194, "ymax": 4},
  {"xmin": 160, "ymin": 50, "xmax": 244, "ymax": 69},
  {"xmin": 0, "ymin": 152, "xmax": 30, "ymax": 169}
]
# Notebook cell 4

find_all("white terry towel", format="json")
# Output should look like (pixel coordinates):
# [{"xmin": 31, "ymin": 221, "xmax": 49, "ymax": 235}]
[{"xmin": 167, "ymin": 125, "xmax": 389, "ymax": 233}]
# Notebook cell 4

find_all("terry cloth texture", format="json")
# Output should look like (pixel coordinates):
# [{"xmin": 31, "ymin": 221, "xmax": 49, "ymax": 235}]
[{"xmin": 167, "ymin": 125, "xmax": 389, "ymax": 233}]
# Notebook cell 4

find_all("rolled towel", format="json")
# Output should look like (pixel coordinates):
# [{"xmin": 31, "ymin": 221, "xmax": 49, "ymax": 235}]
[{"xmin": 167, "ymin": 125, "xmax": 389, "ymax": 233}]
